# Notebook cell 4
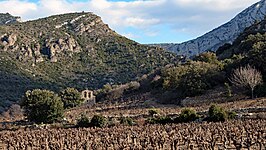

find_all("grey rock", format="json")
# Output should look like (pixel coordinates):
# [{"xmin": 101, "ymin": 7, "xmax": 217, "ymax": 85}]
[
  {"xmin": 33, "ymin": 43, "xmax": 44, "ymax": 63},
  {"xmin": 0, "ymin": 13, "xmax": 21, "ymax": 25},
  {"xmin": 45, "ymin": 37, "xmax": 81, "ymax": 62},
  {"xmin": 74, "ymin": 15, "xmax": 112, "ymax": 36},
  {"xmin": 50, "ymin": 56, "xmax": 58, "ymax": 63},
  {"xmin": 0, "ymin": 33, "xmax": 17, "ymax": 47},
  {"xmin": 7, "ymin": 34, "xmax": 17, "ymax": 46},
  {"xmin": 17, "ymin": 45, "xmax": 33, "ymax": 61},
  {"xmin": 2, "ymin": 41, "xmax": 8, "ymax": 46}
]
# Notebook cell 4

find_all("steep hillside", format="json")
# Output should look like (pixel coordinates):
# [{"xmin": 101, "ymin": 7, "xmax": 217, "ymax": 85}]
[
  {"xmin": 217, "ymin": 16, "xmax": 266, "ymax": 58},
  {"xmin": 0, "ymin": 12, "xmax": 177, "ymax": 110},
  {"xmin": 215, "ymin": 16, "xmax": 266, "ymax": 98},
  {"xmin": 101, "ymin": 17, "xmax": 266, "ymax": 106},
  {"xmin": 154, "ymin": 0, "xmax": 266, "ymax": 57}
]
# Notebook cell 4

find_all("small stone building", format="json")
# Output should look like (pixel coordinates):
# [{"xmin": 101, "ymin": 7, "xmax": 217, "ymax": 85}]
[{"xmin": 81, "ymin": 90, "xmax": 96, "ymax": 106}]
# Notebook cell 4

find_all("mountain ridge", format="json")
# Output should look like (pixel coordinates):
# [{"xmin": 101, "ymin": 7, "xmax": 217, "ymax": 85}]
[
  {"xmin": 0, "ymin": 12, "xmax": 177, "ymax": 111},
  {"xmin": 153, "ymin": 0, "xmax": 266, "ymax": 57}
]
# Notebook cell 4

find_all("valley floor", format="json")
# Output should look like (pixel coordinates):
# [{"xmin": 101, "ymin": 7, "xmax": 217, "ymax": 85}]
[
  {"xmin": 0, "ymin": 97, "xmax": 265, "ymax": 149},
  {"xmin": 0, "ymin": 120, "xmax": 265, "ymax": 149}
]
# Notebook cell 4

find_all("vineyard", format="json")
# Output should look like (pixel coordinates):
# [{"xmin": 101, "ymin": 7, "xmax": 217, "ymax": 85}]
[
  {"xmin": 0, "ymin": 97, "xmax": 265, "ymax": 149},
  {"xmin": 0, "ymin": 120, "xmax": 265, "ymax": 149},
  {"xmin": 1, "ymin": 1, "xmax": 266, "ymax": 149}
]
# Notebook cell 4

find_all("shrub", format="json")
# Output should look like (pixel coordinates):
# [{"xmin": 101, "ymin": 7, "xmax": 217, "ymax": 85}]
[
  {"xmin": 224, "ymin": 82, "xmax": 232, "ymax": 97},
  {"xmin": 106, "ymin": 117, "xmax": 118, "ymax": 127},
  {"xmin": 20, "ymin": 89, "xmax": 64, "ymax": 124},
  {"xmin": 176, "ymin": 108, "xmax": 199, "ymax": 123},
  {"xmin": 102, "ymin": 84, "xmax": 112, "ymax": 92},
  {"xmin": 119, "ymin": 117, "xmax": 134, "ymax": 126},
  {"xmin": 208, "ymin": 105, "xmax": 228, "ymax": 122},
  {"xmin": 148, "ymin": 108, "xmax": 160, "ymax": 116},
  {"xmin": 194, "ymin": 52, "xmax": 220, "ymax": 65},
  {"xmin": 228, "ymin": 111, "xmax": 237, "ymax": 120},
  {"xmin": 90, "ymin": 115, "xmax": 106, "ymax": 128},
  {"xmin": 157, "ymin": 116, "xmax": 173, "ymax": 124},
  {"xmin": 76, "ymin": 114, "xmax": 90, "ymax": 128},
  {"xmin": 60, "ymin": 87, "xmax": 84, "ymax": 109}
]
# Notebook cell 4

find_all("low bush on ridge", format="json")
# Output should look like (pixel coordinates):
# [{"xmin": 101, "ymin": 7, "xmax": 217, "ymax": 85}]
[
  {"xmin": 175, "ymin": 108, "xmax": 199, "ymax": 123},
  {"xmin": 119, "ymin": 117, "xmax": 135, "ymax": 126},
  {"xmin": 146, "ymin": 105, "xmax": 236, "ymax": 125}
]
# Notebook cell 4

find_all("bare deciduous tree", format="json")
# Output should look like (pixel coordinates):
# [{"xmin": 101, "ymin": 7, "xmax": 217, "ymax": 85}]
[{"xmin": 230, "ymin": 65, "xmax": 263, "ymax": 99}]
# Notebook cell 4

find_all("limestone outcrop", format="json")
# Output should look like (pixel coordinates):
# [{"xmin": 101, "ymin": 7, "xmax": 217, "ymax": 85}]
[{"xmin": 45, "ymin": 37, "xmax": 81, "ymax": 62}]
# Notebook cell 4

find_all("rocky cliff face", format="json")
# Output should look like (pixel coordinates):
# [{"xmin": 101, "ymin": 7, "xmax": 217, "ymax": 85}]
[
  {"xmin": 0, "ymin": 13, "xmax": 21, "ymax": 25},
  {"xmin": 155, "ymin": 0, "xmax": 266, "ymax": 57},
  {"xmin": 0, "ymin": 12, "xmax": 114, "ymax": 64}
]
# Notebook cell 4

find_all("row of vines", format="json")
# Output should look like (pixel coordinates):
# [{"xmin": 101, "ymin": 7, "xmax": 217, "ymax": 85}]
[{"xmin": 0, "ymin": 120, "xmax": 265, "ymax": 149}]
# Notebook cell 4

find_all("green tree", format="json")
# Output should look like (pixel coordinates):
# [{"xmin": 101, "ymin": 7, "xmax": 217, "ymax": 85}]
[
  {"xmin": 20, "ymin": 89, "xmax": 64, "ymax": 123},
  {"xmin": 60, "ymin": 88, "xmax": 83, "ymax": 108},
  {"xmin": 162, "ymin": 61, "xmax": 224, "ymax": 99},
  {"xmin": 161, "ymin": 65, "xmax": 188, "ymax": 90},
  {"xmin": 179, "ymin": 61, "xmax": 223, "ymax": 97}
]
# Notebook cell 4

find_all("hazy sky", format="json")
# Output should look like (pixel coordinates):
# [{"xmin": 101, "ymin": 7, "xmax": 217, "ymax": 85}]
[{"xmin": 0, "ymin": 0, "xmax": 260, "ymax": 44}]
